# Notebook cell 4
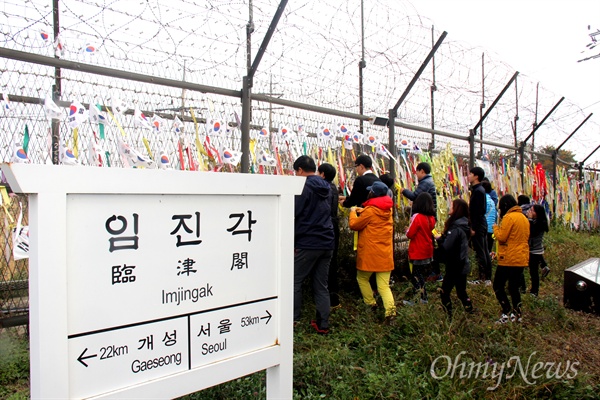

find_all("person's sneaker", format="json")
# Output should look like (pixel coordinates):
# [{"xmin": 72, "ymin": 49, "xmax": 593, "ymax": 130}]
[
  {"xmin": 541, "ymin": 266, "xmax": 550, "ymax": 278},
  {"xmin": 495, "ymin": 313, "xmax": 511, "ymax": 324},
  {"xmin": 510, "ymin": 312, "xmax": 522, "ymax": 323},
  {"xmin": 529, "ymin": 292, "xmax": 538, "ymax": 298},
  {"xmin": 310, "ymin": 320, "xmax": 330, "ymax": 335},
  {"xmin": 484, "ymin": 280, "xmax": 492, "ymax": 286},
  {"xmin": 468, "ymin": 280, "xmax": 481, "ymax": 285},
  {"xmin": 420, "ymin": 299, "xmax": 429, "ymax": 304},
  {"xmin": 436, "ymin": 274, "xmax": 444, "ymax": 282},
  {"xmin": 383, "ymin": 315, "xmax": 396, "ymax": 326},
  {"xmin": 466, "ymin": 307, "xmax": 478, "ymax": 315},
  {"xmin": 402, "ymin": 300, "xmax": 415, "ymax": 306},
  {"xmin": 426, "ymin": 273, "xmax": 439, "ymax": 282}
]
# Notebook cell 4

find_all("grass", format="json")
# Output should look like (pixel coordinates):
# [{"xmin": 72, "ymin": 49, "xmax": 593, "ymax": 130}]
[
  {"xmin": 2, "ymin": 224, "xmax": 600, "ymax": 399},
  {"xmin": 0, "ymin": 327, "xmax": 29, "ymax": 400}
]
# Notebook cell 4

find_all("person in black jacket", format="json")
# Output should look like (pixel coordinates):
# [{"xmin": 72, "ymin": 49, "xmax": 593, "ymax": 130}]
[
  {"xmin": 436, "ymin": 199, "xmax": 474, "ymax": 319},
  {"xmin": 468, "ymin": 166, "xmax": 492, "ymax": 284},
  {"xmin": 293, "ymin": 156, "xmax": 335, "ymax": 334},
  {"xmin": 339, "ymin": 154, "xmax": 380, "ymax": 208},
  {"xmin": 318, "ymin": 163, "xmax": 341, "ymax": 309},
  {"xmin": 521, "ymin": 204, "xmax": 550, "ymax": 296}
]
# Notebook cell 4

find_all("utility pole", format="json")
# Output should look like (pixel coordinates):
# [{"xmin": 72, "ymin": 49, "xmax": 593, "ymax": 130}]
[
  {"xmin": 358, "ymin": 0, "xmax": 366, "ymax": 134},
  {"xmin": 51, "ymin": 0, "xmax": 61, "ymax": 165},
  {"xmin": 479, "ymin": 53, "xmax": 484, "ymax": 157},
  {"xmin": 430, "ymin": 25, "xmax": 436, "ymax": 151}
]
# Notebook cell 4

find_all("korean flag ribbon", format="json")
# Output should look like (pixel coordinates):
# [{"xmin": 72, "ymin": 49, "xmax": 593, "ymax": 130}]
[
  {"xmin": 1, "ymin": 93, "xmax": 11, "ymax": 113},
  {"xmin": 118, "ymin": 139, "xmax": 155, "ymax": 169},
  {"xmin": 12, "ymin": 138, "xmax": 29, "ymax": 164},
  {"xmin": 207, "ymin": 119, "xmax": 223, "ymax": 136},
  {"xmin": 352, "ymin": 132, "xmax": 364, "ymax": 144},
  {"xmin": 12, "ymin": 204, "xmax": 29, "ymax": 261},
  {"xmin": 67, "ymin": 100, "xmax": 88, "ymax": 129},
  {"xmin": 44, "ymin": 94, "xmax": 62, "ymax": 120},
  {"xmin": 222, "ymin": 147, "xmax": 242, "ymax": 166},
  {"xmin": 151, "ymin": 114, "xmax": 166, "ymax": 133},
  {"xmin": 134, "ymin": 106, "xmax": 153, "ymax": 130},
  {"xmin": 158, "ymin": 150, "xmax": 172, "ymax": 170},
  {"xmin": 60, "ymin": 142, "xmax": 79, "ymax": 166},
  {"xmin": 258, "ymin": 149, "xmax": 277, "ymax": 167},
  {"xmin": 364, "ymin": 133, "xmax": 380, "ymax": 147}
]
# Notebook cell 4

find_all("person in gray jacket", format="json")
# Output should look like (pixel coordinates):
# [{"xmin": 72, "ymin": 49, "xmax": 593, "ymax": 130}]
[{"xmin": 400, "ymin": 162, "xmax": 437, "ymax": 216}]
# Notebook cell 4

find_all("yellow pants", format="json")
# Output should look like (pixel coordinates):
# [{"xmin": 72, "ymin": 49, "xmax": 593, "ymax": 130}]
[{"xmin": 356, "ymin": 270, "xmax": 396, "ymax": 317}]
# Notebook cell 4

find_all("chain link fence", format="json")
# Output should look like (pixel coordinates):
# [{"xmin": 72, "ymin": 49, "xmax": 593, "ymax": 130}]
[{"xmin": 1, "ymin": 0, "xmax": 599, "ymax": 328}]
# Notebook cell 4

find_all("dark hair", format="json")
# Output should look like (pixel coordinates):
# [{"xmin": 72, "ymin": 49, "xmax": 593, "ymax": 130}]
[
  {"xmin": 517, "ymin": 195, "xmax": 530, "ymax": 206},
  {"xmin": 412, "ymin": 192, "xmax": 436, "ymax": 217},
  {"xmin": 416, "ymin": 162, "xmax": 431, "ymax": 174},
  {"xmin": 481, "ymin": 180, "xmax": 492, "ymax": 194},
  {"xmin": 318, "ymin": 163, "xmax": 336, "ymax": 182},
  {"xmin": 379, "ymin": 173, "xmax": 394, "ymax": 189},
  {"xmin": 293, "ymin": 155, "xmax": 316, "ymax": 173},
  {"xmin": 498, "ymin": 194, "xmax": 518, "ymax": 218},
  {"xmin": 354, "ymin": 154, "xmax": 373, "ymax": 169},
  {"xmin": 443, "ymin": 198, "xmax": 470, "ymax": 234},
  {"xmin": 469, "ymin": 166, "xmax": 485, "ymax": 182},
  {"xmin": 532, "ymin": 204, "xmax": 549, "ymax": 232}
]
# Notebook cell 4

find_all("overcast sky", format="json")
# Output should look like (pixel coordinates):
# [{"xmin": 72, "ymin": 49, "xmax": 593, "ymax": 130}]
[{"xmin": 412, "ymin": 0, "xmax": 600, "ymax": 160}]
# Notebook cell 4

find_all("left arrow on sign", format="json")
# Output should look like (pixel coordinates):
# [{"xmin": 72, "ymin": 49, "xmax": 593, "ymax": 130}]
[{"xmin": 77, "ymin": 348, "xmax": 98, "ymax": 367}]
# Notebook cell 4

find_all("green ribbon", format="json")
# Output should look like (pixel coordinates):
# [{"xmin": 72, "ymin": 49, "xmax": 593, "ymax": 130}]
[
  {"xmin": 23, "ymin": 125, "xmax": 30, "ymax": 154},
  {"xmin": 97, "ymin": 104, "xmax": 105, "ymax": 140}
]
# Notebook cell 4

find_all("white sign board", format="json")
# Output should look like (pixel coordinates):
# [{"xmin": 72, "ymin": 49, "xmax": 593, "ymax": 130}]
[{"xmin": 1, "ymin": 163, "xmax": 303, "ymax": 399}]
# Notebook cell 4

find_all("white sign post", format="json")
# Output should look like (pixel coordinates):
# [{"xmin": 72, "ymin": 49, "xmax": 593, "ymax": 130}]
[{"xmin": 1, "ymin": 163, "xmax": 303, "ymax": 399}]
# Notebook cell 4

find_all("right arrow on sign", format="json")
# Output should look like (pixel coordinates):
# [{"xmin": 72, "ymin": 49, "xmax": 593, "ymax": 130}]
[
  {"xmin": 77, "ymin": 348, "xmax": 98, "ymax": 367},
  {"xmin": 260, "ymin": 310, "xmax": 272, "ymax": 325}
]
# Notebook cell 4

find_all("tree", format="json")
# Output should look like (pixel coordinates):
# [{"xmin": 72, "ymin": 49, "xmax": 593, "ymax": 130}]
[{"xmin": 534, "ymin": 145, "xmax": 577, "ymax": 171}]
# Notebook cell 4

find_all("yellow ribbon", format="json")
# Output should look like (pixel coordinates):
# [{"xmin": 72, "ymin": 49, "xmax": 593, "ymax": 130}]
[
  {"xmin": 142, "ymin": 137, "xmax": 153, "ymax": 160},
  {"xmin": 73, "ymin": 128, "xmax": 79, "ymax": 158},
  {"xmin": 0, "ymin": 186, "xmax": 14, "ymax": 225},
  {"xmin": 106, "ymin": 106, "xmax": 127, "ymax": 137},
  {"xmin": 189, "ymin": 108, "xmax": 209, "ymax": 171}
]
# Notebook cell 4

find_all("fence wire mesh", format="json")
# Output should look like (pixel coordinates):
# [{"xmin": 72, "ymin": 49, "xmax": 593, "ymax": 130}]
[
  {"xmin": 1, "ymin": 0, "xmax": 599, "ymax": 327},
  {"xmin": 0, "ymin": 194, "xmax": 28, "ymax": 327}
]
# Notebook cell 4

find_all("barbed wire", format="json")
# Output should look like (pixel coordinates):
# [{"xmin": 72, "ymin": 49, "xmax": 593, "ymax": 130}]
[{"xmin": 1, "ymin": 0, "xmax": 598, "ymax": 165}]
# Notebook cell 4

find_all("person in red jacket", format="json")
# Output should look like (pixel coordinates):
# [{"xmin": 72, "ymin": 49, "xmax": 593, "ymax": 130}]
[
  {"xmin": 406, "ymin": 192, "xmax": 436, "ymax": 304},
  {"xmin": 349, "ymin": 181, "xmax": 396, "ymax": 324}
]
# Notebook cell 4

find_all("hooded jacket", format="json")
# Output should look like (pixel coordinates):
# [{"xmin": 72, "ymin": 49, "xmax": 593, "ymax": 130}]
[
  {"xmin": 485, "ymin": 193, "xmax": 497, "ymax": 234},
  {"xmin": 349, "ymin": 195, "xmax": 394, "ymax": 272},
  {"xmin": 406, "ymin": 212, "xmax": 436, "ymax": 261},
  {"xmin": 401, "ymin": 174, "xmax": 438, "ymax": 215},
  {"xmin": 493, "ymin": 205, "xmax": 530, "ymax": 267},
  {"xmin": 437, "ymin": 216, "xmax": 471, "ymax": 275},
  {"xmin": 528, "ymin": 218, "xmax": 546, "ymax": 255},
  {"xmin": 294, "ymin": 175, "xmax": 335, "ymax": 249}
]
